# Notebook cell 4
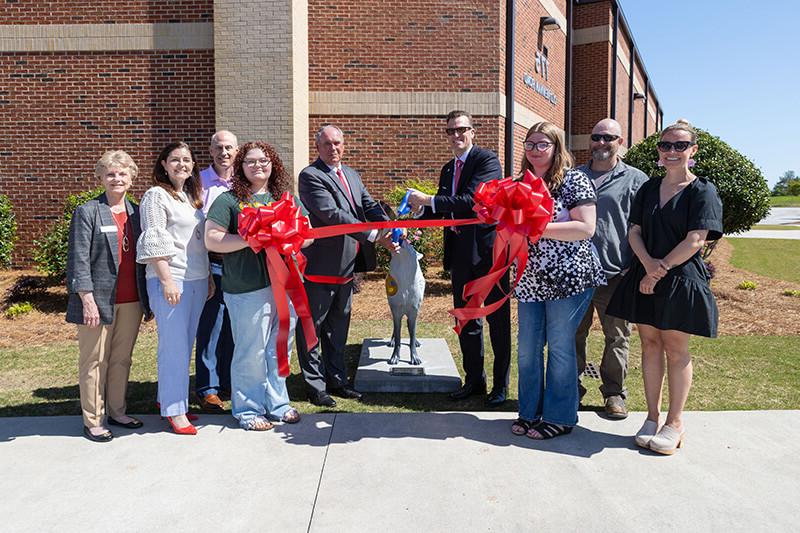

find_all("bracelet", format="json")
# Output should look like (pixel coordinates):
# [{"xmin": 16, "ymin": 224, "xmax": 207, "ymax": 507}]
[{"xmin": 658, "ymin": 260, "xmax": 671, "ymax": 271}]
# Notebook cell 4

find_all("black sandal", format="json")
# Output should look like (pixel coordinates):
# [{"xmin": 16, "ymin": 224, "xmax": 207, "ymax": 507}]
[
  {"xmin": 527, "ymin": 421, "xmax": 573, "ymax": 440},
  {"xmin": 511, "ymin": 418, "xmax": 533, "ymax": 436}
]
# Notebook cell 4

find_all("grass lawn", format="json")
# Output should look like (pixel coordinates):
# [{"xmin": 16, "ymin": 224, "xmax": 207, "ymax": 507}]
[
  {"xmin": 752, "ymin": 225, "xmax": 800, "ymax": 231},
  {"xmin": 727, "ymin": 238, "xmax": 800, "ymax": 283},
  {"xmin": 1, "ymin": 322, "xmax": 798, "ymax": 417},
  {"xmin": 769, "ymin": 196, "xmax": 800, "ymax": 207}
]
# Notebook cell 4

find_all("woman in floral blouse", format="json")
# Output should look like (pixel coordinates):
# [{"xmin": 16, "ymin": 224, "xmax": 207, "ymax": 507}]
[{"xmin": 512, "ymin": 121, "xmax": 605, "ymax": 440}]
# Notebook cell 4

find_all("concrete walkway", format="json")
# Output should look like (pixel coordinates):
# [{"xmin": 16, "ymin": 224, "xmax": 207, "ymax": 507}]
[
  {"xmin": 1, "ymin": 411, "xmax": 798, "ymax": 532},
  {"xmin": 735, "ymin": 207, "xmax": 800, "ymax": 239}
]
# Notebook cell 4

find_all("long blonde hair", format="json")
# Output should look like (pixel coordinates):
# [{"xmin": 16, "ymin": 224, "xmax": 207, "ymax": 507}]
[{"xmin": 519, "ymin": 121, "xmax": 573, "ymax": 192}]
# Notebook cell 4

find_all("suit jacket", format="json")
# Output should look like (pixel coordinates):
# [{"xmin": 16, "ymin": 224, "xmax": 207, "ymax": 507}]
[
  {"xmin": 299, "ymin": 159, "xmax": 389, "ymax": 277},
  {"xmin": 421, "ymin": 145, "xmax": 502, "ymax": 271},
  {"xmin": 65, "ymin": 193, "xmax": 151, "ymax": 325}
]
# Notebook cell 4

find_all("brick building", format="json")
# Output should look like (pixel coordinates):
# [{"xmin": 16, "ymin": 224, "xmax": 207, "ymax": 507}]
[{"xmin": 0, "ymin": 0, "xmax": 661, "ymax": 266}]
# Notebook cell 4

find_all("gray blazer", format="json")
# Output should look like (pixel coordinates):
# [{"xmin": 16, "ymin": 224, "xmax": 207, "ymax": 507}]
[
  {"xmin": 65, "ymin": 193, "xmax": 151, "ymax": 325},
  {"xmin": 299, "ymin": 159, "xmax": 389, "ymax": 277}
]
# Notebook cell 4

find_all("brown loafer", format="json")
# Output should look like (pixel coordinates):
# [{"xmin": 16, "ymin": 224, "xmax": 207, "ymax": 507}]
[
  {"xmin": 200, "ymin": 393, "xmax": 225, "ymax": 410},
  {"xmin": 604, "ymin": 395, "xmax": 628, "ymax": 419}
]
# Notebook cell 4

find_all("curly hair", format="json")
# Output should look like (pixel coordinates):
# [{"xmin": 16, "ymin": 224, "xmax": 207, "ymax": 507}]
[
  {"xmin": 152, "ymin": 141, "xmax": 203, "ymax": 209},
  {"xmin": 519, "ymin": 121, "xmax": 574, "ymax": 193},
  {"xmin": 230, "ymin": 141, "xmax": 292, "ymax": 202}
]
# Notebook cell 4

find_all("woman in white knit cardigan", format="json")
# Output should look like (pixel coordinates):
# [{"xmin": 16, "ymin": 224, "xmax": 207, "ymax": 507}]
[{"xmin": 137, "ymin": 141, "xmax": 211, "ymax": 435}]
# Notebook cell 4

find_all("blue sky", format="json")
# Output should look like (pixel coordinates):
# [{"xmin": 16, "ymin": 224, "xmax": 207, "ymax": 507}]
[{"xmin": 618, "ymin": 0, "xmax": 797, "ymax": 187}]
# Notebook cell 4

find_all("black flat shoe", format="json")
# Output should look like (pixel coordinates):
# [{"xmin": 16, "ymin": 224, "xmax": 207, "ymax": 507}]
[
  {"xmin": 328, "ymin": 385, "xmax": 363, "ymax": 401},
  {"xmin": 449, "ymin": 382, "xmax": 487, "ymax": 401},
  {"xmin": 107, "ymin": 416, "xmax": 143, "ymax": 429},
  {"xmin": 83, "ymin": 426, "xmax": 113, "ymax": 443},
  {"xmin": 486, "ymin": 388, "xmax": 507, "ymax": 407},
  {"xmin": 308, "ymin": 391, "xmax": 337, "ymax": 408}
]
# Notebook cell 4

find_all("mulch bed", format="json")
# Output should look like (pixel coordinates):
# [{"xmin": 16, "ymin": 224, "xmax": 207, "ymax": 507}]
[{"xmin": 2, "ymin": 237, "xmax": 798, "ymax": 350}]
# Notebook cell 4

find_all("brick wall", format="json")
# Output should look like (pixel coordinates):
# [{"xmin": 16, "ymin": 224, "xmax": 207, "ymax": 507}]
[
  {"xmin": 307, "ymin": 116, "xmax": 503, "ymax": 199},
  {"xmin": 308, "ymin": 0, "xmax": 502, "ymax": 92},
  {"xmin": 514, "ymin": 0, "xmax": 567, "ymax": 127},
  {"xmin": 0, "ymin": 1, "xmax": 213, "ymax": 24},
  {"xmin": 0, "ymin": 51, "xmax": 215, "ymax": 266},
  {"xmin": 573, "ymin": 0, "xmax": 611, "ymax": 29}
]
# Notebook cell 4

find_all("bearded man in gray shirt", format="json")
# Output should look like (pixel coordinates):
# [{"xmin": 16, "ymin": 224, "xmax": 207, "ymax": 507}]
[{"xmin": 575, "ymin": 118, "xmax": 648, "ymax": 419}]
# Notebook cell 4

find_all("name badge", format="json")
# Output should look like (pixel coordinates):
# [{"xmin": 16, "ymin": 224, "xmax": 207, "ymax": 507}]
[{"xmin": 100, "ymin": 225, "xmax": 117, "ymax": 233}]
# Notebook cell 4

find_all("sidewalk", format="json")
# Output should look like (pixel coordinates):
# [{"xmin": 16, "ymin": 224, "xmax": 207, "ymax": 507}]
[{"xmin": 1, "ymin": 410, "xmax": 798, "ymax": 532}]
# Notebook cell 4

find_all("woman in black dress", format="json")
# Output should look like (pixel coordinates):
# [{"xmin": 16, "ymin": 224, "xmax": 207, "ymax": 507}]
[{"xmin": 607, "ymin": 119, "xmax": 722, "ymax": 455}]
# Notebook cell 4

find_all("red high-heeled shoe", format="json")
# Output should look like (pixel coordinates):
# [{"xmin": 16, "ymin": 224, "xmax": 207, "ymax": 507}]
[
  {"xmin": 166, "ymin": 416, "xmax": 197, "ymax": 435},
  {"xmin": 156, "ymin": 402, "xmax": 199, "ymax": 421}
]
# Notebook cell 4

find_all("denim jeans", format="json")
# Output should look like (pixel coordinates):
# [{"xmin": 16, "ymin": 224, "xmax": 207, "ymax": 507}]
[
  {"xmin": 194, "ymin": 268, "xmax": 233, "ymax": 398},
  {"xmin": 225, "ymin": 287, "xmax": 294, "ymax": 427},
  {"xmin": 147, "ymin": 277, "xmax": 208, "ymax": 417},
  {"xmin": 517, "ymin": 288, "xmax": 594, "ymax": 426}
]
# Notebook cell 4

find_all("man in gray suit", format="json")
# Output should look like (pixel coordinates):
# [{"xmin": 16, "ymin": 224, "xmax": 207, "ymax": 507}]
[{"xmin": 297, "ymin": 125, "xmax": 398, "ymax": 407}]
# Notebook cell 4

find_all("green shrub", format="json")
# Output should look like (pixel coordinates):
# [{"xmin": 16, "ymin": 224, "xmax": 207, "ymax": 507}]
[
  {"xmin": 0, "ymin": 194, "xmax": 17, "ymax": 269},
  {"xmin": 33, "ymin": 186, "xmax": 105, "ymax": 279},
  {"xmin": 782, "ymin": 289, "xmax": 800, "ymax": 298},
  {"xmin": 737, "ymin": 280, "xmax": 758, "ymax": 291},
  {"xmin": 623, "ymin": 128, "xmax": 771, "ymax": 235},
  {"xmin": 4, "ymin": 301, "xmax": 33, "ymax": 319},
  {"xmin": 377, "ymin": 179, "xmax": 442, "ymax": 274}
]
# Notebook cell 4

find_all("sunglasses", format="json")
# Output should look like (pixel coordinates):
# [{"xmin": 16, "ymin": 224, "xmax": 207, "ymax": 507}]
[
  {"xmin": 445, "ymin": 126, "xmax": 473, "ymax": 136},
  {"xmin": 656, "ymin": 141, "xmax": 695, "ymax": 152},
  {"xmin": 590, "ymin": 133, "xmax": 620, "ymax": 142},
  {"xmin": 523, "ymin": 141, "xmax": 554, "ymax": 152}
]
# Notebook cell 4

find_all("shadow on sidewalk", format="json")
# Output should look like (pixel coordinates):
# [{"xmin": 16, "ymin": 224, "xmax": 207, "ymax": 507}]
[{"xmin": 274, "ymin": 411, "xmax": 640, "ymax": 458}]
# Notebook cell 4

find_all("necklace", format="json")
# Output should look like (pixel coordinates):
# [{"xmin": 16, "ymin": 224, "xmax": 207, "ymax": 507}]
[{"xmin": 112, "ymin": 211, "xmax": 130, "ymax": 252}]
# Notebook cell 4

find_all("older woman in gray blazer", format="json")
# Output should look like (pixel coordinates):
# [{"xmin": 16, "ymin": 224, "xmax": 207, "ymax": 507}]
[{"xmin": 66, "ymin": 150, "xmax": 151, "ymax": 443}]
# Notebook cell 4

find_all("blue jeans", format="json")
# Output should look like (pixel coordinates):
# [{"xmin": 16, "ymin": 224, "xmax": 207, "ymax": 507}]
[
  {"xmin": 147, "ymin": 277, "xmax": 208, "ymax": 417},
  {"xmin": 194, "ymin": 269, "xmax": 233, "ymax": 398},
  {"xmin": 225, "ymin": 287, "xmax": 294, "ymax": 427},
  {"xmin": 517, "ymin": 288, "xmax": 594, "ymax": 426}
]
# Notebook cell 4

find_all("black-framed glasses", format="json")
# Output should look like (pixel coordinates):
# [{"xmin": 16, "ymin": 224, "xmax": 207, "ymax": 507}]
[
  {"xmin": 523, "ymin": 141, "xmax": 554, "ymax": 152},
  {"xmin": 590, "ymin": 133, "xmax": 620, "ymax": 142},
  {"xmin": 445, "ymin": 126, "xmax": 473, "ymax": 136},
  {"xmin": 244, "ymin": 158, "xmax": 272, "ymax": 167},
  {"xmin": 656, "ymin": 141, "xmax": 695, "ymax": 152}
]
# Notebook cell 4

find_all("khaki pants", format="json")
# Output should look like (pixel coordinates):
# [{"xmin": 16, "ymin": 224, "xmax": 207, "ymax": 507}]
[
  {"xmin": 575, "ymin": 274, "xmax": 632, "ymax": 399},
  {"xmin": 77, "ymin": 302, "xmax": 143, "ymax": 428}
]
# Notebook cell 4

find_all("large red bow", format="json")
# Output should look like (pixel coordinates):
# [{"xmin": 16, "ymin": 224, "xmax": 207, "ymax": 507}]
[
  {"xmin": 449, "ymin": 170, "xmax": 554, "ymax": 333},
  {"xmin": 238, "ymin": 192, "xmax": 318, "ymax": 378}
]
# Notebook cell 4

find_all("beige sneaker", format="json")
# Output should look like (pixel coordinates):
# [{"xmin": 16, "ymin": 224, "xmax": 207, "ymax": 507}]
[{"xmin": 604, "ymin": 395, "xmax": 628, "ymax": 419}]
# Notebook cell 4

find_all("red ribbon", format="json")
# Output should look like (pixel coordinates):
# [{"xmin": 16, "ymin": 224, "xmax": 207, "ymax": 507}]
[
  {"xmin": 237, "ymin": 178, "xmax": 552, "ymax": 376},
  {"xmin": 449, "ymin": 170, "xmax": 554, "ymax": 334},
  {"xmin": 238, "ymin": 192, "xmax": 319, "ymax": 378}
]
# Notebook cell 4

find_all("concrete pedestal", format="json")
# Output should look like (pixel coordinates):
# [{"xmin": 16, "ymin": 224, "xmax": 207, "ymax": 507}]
[{"xmin": 354, "ymin": 338, "xmax": 462, "ymax": 393}]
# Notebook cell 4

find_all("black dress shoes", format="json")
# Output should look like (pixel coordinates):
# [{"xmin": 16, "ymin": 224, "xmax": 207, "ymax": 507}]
[
  {"xmin": 308, "ymin": 391, "xmax": 337, "ymax": 408},
  {"xmin": 449, "ymin": 381, "xmax": 487, "ymax": 401},
  {"xmin": 107, "ymin": 416, "xmax": 144, "ymax": 429},
  {"xmin": 328, "ymin": 385, "xmax": 363, "ymax": 401},
  {"xmin": 83, "ymin": 426, "xmax": 113, "ymax": 443},
  {"xmin": 486, "ymin": 388, "xmax": 507, "ymax": 407}
]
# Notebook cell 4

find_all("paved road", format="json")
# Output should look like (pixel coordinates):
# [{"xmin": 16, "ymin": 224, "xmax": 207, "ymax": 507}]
[
  {"xmin": 1, "ymin": 411, "xmax": 798, "ymax": 532},
  {"xmin": 734, "ymin": 207, "xmax": 800, "ymax": 239}
]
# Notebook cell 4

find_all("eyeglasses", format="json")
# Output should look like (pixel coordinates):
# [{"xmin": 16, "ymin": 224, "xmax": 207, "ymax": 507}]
[
  {"xmin": 445, "ymin": 126, "xmax": 473, "ymax": 136},
  {"xmin": 656, "ymin": 141, "xmax": 695, "ymax": 152},
  {"xmin": 590, "ymin": 133, "xmax": 620, "ymax": 143},
  {"xmin": 523, "ymin": 141, "xmax": 554, "ymax": 152},
  {"xmin": 244, "ymin": 158, "xmax": 272, "ymax": 167}
]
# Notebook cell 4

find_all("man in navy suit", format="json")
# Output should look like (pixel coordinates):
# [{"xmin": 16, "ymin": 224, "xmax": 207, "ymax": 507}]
[
  {"xmin": 407, "ymin": 110, "xmax": 511, "ymax": 407},
  {"xmin": 297, "ymin": 125, "xmax": 398, "ymax": 407}
]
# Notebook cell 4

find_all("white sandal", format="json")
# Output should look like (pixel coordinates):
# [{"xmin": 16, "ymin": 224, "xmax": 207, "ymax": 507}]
[
  {"xmin": 649, "ymin": 424, "xmax": 684, "ymax": 455},
  {"xmin": 634, "ymin": 419, "xmax": 659, "ymax": 449},
  {"xmin": 242, "ymin": 416, "xmax": 274, "ymax": 431}
]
